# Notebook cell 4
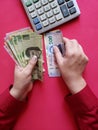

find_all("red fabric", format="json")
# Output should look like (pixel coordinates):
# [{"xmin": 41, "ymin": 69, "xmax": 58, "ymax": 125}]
[
  {"xmin": 66, "ymin": 85, "xmax": 98, "ymax": 130},
  {"xmin": 0, "ymin": 87, "xmax": 26, "ymax": 130},
  {"xmin": 0, "ymin": 85, "xmax": 98, "ymax": 130}
]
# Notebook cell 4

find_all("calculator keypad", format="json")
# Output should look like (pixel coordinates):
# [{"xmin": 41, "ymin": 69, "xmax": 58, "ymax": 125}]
[{"xmin": 21, "ymin": 0, "xmax": 80, "ymax": 33}]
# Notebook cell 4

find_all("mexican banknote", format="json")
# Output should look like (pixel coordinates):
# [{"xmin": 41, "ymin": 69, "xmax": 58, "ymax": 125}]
[
  {"xmin": 4, "ymin": 27, "xmax": 43, "ymax": 81},
  {"xmin": 44, "ymin": 30, "xmax": 65, "ymax": 77}
]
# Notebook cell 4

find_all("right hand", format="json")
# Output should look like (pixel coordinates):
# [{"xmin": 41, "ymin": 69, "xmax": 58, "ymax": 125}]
[
  {"xmin": 10, "ymin": 55, "xmax": 37, "ymax": 101},
  {"xmin": 54, "ymin": 37, "xmax": 89, "ymax": 94}
]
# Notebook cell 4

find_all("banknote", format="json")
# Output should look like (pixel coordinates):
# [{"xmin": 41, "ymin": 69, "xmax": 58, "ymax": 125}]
[
  {"xmin": 5, "ymin": 38, "xmax": 23, "ymax": 66},
  {"xmin": 44, "ymin": 30, "xmax": 65, "ymax": 77},
  {"xmin": 4, "ymin": 28, "xmax": 43, "ymax": 81},
  {"xmin": 4, "ymin": 28, "xmax": 32, "ymax": 66},
  {"xmin": 4, "ymin": 42, "xmax": 18, "ymax": 65},
  {"xmin": 6, "ymin": 30, "xmax": 42, "ymax": 65},
  {"xmin": 5, "ymin": 28, "xmax": 34, "ymax": 66},
  {"xmin": 20, "ymin": 33, "xmax": 43, "ymax": 80},
  {"xmin": 5, "ymin": 27, "xmax": 32, "ymax": 37}
]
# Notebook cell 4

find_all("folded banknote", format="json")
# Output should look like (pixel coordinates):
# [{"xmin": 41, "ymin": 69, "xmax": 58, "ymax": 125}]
[{"xmin": 44, "ymin": 30, "xmax": 65, "ymax": 77}]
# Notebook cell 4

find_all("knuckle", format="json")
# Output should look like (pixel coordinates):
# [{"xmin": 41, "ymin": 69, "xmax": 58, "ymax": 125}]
[
  {"xmin": 72, "ymin": 39, "xmax": 78, "ymax": 43},
  {"xmin": 85, "ymin": 56, "xmax": 89, "ymax": 63},
  {"xmin": 23, "ymin": 70, "xmax": 29, "ymax": 76},
  {"xmin": 71, "ymin": 53, "xmax": 76, "ymax": 58},
  {"xmin": 29, "ymin": 60, "xmax": 36, "ymax": 66},
  {"xmin": 67, "ymin": 52, "xmax": 76, "ymax": 58},
  {"xmin": 81, "ymin": 55, "xmax": 89, "ymax": 64},
  {"xmin": 69, "ymin": 51, "xmax": 77, "ymax": 57}
]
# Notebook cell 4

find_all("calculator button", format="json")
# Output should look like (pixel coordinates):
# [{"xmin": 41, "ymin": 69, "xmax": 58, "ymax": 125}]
[
  {"xmin": 57, "ymin": 0, "xmax": 65, "ymax": 5},
  {"xmin": 69, "ymin": 7, "xmax": 76, "ymax": 14},
  {"xmin": 31, "ymin": 12, "xmax": 37, "ymax": 18},
  {"xmin": 36, "ymin": 23, "xmax": 42, "ymax": 30},
  {"xmin": 28, "ymin": 5, "xmax": 35, "ymax": 13},
  {"xmin": 46, "ymin": 11, "xmax": 53, "ymax": 18},
  {"xmin": 65, "ymin": 0, "xmax": 70, "ymax": 2},
  {"xmin": 32, "ymin": 0, "xmax": 39, "ymax": 3},
  {"xmin": 56, "ymin": 13, "xmax": 63, "ymax": 21},
  {"xmin": 41, "ymin": 0, "xmax": 48, "ymax": 5},
  {"xmin": 44, "ymin": 5, "xmax": 51, "ymax": 12},
  {"xmin": 33, "ymin": 17, "xmax": 40, "ymax": 24},
  {"xmin": 35, "ymin": 1, "xmax": 41, "ymax": 9},
  {"xmin": 53, "ymin": 7, "xmax": 60, "ymax": 15},
  {"xmin": 26, "ymin": 1, "xmax": 32, "ymax": 7},
  {"xmin": 50, "ymin": 1, "xmax": 58, "ymax": 9},
  {"xmin": 43, "ymin": 20, "xmax": 49, "ymax": 27},
  {"xmin": 48, "ymin": 0, "xmax": 54, "ymax": 2},
  {"xmin": 49, "ymin": 17, "xmax": 56, "ymax": 24},
  {"xmin": 40, "ymin": 14, "xmax": 47, "ymax": 21},
  {"xmin": 37, "ymin": 8, "xmax": 44, "ymax": 15},
  {"xmin": 67, "ymin": 1, "xmax": 74, "ymax": 8},
  {"xmin": 60, "ymin": 4, "xmax": 69, "ymax": 17}
]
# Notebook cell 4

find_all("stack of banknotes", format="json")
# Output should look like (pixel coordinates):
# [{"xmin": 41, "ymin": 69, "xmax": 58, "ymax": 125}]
[
  {"xmin": 44, "ymin": 30, "xmax": 65, "ymax": 77},
  {"xmin": 4, "ymin": 27, "xmax": 43, "ymax": 81}
]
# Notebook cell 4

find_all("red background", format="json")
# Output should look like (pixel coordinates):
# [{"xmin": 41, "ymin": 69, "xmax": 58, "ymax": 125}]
[{"xmin": 0, "ymin": 0, "xmax": 98, "ymax": 130}]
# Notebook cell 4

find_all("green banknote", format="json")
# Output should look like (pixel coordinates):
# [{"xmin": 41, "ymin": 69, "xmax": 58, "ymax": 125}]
[
  {"xmin": 4, "ymin": 28, "xmax": 43, "ymax": 81},
  {"xmin": 21, "ymin": 33, "xmax": 43, "ymax": 80}
]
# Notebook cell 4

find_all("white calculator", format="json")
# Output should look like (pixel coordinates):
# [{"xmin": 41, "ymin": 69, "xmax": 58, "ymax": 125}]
[{"xmin": 21, "ymin": 0, "xmax": 80, "ymax": 34}]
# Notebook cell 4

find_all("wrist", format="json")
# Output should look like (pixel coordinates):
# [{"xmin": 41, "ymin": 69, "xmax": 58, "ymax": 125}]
[
  {"xmin": 64, "ymin": 76, "xmax": 86, "ymax": 94},
  {"xmin": 10, "ymin": 87, "xmax": 28, "ymax": 101}
]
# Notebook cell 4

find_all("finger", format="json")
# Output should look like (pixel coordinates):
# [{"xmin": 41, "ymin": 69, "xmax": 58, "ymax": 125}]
[
  {"xmin": 63, "ymin": 37, "xmax": 70, "ymax": 43},
  {"xmin": 78, "ymin": 44, "xmax": 87, "ymax": 55},
  {"xmin": 78, "ymin": 45, "xmax": 89, "ymax": 62},
  {"xmin": 43, "ymin": 68, "xmax": 45, "ymax": 72},
  {"xmin": 42, "ymin": 60, "xmax": 45, "ymax": 64},
  {"xmin": 53, "ymin": 46, "xmax": 63, "ymax": 65},
  {"xmin": 63, "ymin": 37, "xmax": 75, "ymax": 48},
  {"xmin": 63, "ymin": 37, "xmax": 75, "ymax": 56},
  {"xmin": 24, "ymin": 55, "xmax": 37, "ymax": 75},
  {"xmin": 15, "ymin": 65, "xmax": 23, "ymax": 72}
]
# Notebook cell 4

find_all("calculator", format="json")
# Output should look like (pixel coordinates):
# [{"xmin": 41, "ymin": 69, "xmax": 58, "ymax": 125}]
[{"xmin": 21, "ymin": 0, "xmax": 80, "ymax": 34}]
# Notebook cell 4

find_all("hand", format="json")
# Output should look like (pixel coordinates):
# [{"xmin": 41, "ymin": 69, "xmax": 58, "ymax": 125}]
[
  {"xmin": 54, "ymin": 37, "xmax": 89, "ymax": 94},
  {"xmin": 10, "ymin": 56, "xmax": 37, "ymax": 101}
]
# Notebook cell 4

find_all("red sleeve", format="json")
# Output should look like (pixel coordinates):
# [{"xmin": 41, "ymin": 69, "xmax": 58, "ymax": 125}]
[
  {"xmin": 0, "ymin": 87, "xmax": 26, "ymax": 130},
  {"xmin": 65, "ymin": 85, "xmax": 98, "ymax": 130}
]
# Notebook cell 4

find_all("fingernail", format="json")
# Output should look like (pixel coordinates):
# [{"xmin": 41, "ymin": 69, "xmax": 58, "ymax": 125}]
[{"xmin": 32, "ymin": 55, "xmax": 37, "ymax": 62}]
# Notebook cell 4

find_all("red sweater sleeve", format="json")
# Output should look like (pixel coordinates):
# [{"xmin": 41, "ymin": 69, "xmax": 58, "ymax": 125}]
[
  {"xmin": 66, "ymin": 85, "xmax": 98, "ymax": 130},
  {"xmin": 0, "ymin": 87, "xmax": 26, "ymax": 130}
]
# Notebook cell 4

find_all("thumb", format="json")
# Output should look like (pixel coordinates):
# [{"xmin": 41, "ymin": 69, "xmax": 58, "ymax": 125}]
[
  {"xmin": 53, "ymin": 46, "xmax": 63, "ymax": 65},
  {"xmin": 24, "ymin": 55, "xmax": 37, "ymax": 75}
]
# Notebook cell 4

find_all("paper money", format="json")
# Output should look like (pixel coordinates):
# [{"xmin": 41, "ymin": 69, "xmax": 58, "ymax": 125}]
[
  {"xmin": 20, "ymin": 33, "xmax": 43, "ymax": 80},
  {"xmin": 4, "ymin": 28, "xmax": 43, "ymax": 81},
  {"xmin": 44, "ymin": 30, "xmax": 65, "ymax": 77}
]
